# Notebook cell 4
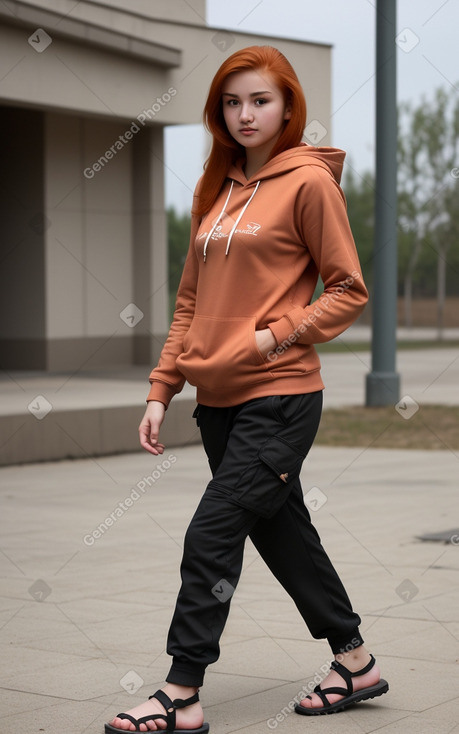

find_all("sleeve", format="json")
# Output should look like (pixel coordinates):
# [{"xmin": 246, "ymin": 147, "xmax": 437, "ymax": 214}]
[
  {"xmin": 268, "ymin": 165, "xmax": 368, "ymax": 346},
  {"xmin": 146, "ymin": 184, "xmax": 202, "ymax": 406}
]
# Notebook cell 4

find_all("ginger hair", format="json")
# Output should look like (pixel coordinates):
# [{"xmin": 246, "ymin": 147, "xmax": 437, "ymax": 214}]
[{"xmin": 194, "ymin": 45, "xmax": 307, "ymax": 217}]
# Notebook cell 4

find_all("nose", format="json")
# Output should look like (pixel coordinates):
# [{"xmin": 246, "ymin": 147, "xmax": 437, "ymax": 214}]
[{"xmin": 239, "ymin": 103, "xmax": 253, "ymax": 123}]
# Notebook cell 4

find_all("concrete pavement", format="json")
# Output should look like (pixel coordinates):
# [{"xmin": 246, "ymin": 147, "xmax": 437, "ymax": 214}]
[{"xmin": 1, "ymin": 433, "xmax": 459, "ymax": 732}]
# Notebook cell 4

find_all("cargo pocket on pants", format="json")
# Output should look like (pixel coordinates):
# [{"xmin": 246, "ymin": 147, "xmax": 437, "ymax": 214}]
[{"xmin": 235, "ymin": 435, "xmax": 306, "ymax": 519}]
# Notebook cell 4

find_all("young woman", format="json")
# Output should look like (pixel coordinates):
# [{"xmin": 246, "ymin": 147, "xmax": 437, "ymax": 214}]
[{"xmin": 106, "ymin": 45, "xmax": 388, "ymax": 733}]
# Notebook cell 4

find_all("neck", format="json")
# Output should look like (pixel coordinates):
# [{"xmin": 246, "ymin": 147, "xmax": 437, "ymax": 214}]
[{"xmin": 244, "ymin": 147, "xmax": 271, "ymax": 179}]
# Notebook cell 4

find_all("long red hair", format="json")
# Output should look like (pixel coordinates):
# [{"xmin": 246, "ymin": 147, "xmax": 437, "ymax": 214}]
[{"xmin": 194, "ymin": 45, "xmax": 307, "ymax": 217}]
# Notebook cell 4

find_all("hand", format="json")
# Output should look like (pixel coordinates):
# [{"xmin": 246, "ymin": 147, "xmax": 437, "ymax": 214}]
[
  {"xmin": 255, "ymin": 328, "xmax": 277, "ymax": 358},
  {"xmin": 139, "ymin": 400, "xmax": 166, "ymax": 455}
]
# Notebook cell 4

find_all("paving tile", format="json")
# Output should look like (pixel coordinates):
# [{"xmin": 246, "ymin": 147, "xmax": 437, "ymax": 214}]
[
  {"xmin": 0, "ymin": 604, "xmax": 76, "ymax": 644},
  {"xmin": 368, "ymin": 712, "xmax": 459, "ymax": 733},
  {"xmin": 211, "ymin": 636, "xmax": 312, "ymax": 682},
  {"xmin": 0, "ymin": 689, "xmax": 67, "ymax": 718},
  {"xmin": 0, "ymin": 643, "xmax": 94, "ymax": 679},
  {"xmin": 2, "ymin": 657, "xmax": 164, "ymax": 700},
  {"xmin": 371, "ymin": 655, "xmax": 459, "ymax": 713},
  {"xmin": 416, "ymin": 695, "xmax": 459, "ymax": 723},
  {"xmin": 0, "ymin": 698, "xmax": 109, "ymax": 733},
  {"xmin": 371, "ymin": 618, "xmax": 459, "ymax": 663}
]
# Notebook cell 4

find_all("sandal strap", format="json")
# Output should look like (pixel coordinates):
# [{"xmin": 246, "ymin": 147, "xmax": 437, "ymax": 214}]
[
  {"xmin": 312, "ymin": 685, "xmax": 331, "ymax": 708},
  {"xmin": 146, "ymin": 689, "xmax": 200, "ymax": 731},
  {"xmin": 330, "ymin": 660, "xmax": 353, "ymax": 694},
  {"xmin": 148, "ymin": 689, "xmax": 200, "ymax": 708},
  {"xmin": 350, "ymin": 653, "xmax": 376, "ymax": 677},
  {"xmin": 172, "ymin": 692, "xmax": 200, "ymax": 708},
  {"xmin": 136, "ymin": 712, "xmax": 168, "ymax": 728},
  {"xmin": 317, "ymin": 684, "xmax": 349, "ymax": 698},
  {"xmin": 330, "ymin": 653, "xmax": 376, "ymax": 695},
  {"xmin": 148, "ymin": 689, "xmax": 176, "ymax": 730},
  {"xmin": 116, "ymin": 710, "xmax": 170, "ymax": 731},
  {"xmin": 116, "ymin": 713, "xmax": 141, "ymax": 729}
]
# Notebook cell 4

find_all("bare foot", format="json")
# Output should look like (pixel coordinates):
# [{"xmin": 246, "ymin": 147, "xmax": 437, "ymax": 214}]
[
  {"xmin": 107, "ymin": 684, "xmax": 204, "ymax": 731},
  {"xmin": 298, "ymin": 647, "xmax": 381, "ymax": 711}
]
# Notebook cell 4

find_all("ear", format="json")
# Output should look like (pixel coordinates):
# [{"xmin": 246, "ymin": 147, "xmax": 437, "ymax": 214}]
[{"xmin": 284, "ymin": 104, "xmax": 292, "ymax": 121}]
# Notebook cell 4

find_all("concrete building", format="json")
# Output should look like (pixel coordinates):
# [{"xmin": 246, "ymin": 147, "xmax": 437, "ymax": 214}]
[{"xmin": 0, "ymin": 0, "xmax": 332, "ymax": 373}]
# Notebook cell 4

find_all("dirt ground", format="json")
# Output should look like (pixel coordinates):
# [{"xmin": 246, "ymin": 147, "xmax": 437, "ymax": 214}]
[{"xmin": 317, "ymin": 404, "xmax": 459, "ymax": 450}]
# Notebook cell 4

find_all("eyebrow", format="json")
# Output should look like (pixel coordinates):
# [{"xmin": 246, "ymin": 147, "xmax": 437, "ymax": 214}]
[{"xmin": 221, "ymin": 91, "xmax": 273, "ymax": 98}]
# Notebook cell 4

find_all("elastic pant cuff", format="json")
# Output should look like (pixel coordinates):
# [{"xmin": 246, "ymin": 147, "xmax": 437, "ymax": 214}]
[
  {"xmin": 328, "ymin": 629, "xmax": 364, "ymax": 656},
  {"xmin": 166, "ymin": 662, "xmax": 206, "ymax": 688}
]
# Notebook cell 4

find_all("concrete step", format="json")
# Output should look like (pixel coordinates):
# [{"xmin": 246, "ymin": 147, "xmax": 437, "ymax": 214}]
[{"xmin": 0, "ymin": 368, "xmax": 200, "ymax": 466}]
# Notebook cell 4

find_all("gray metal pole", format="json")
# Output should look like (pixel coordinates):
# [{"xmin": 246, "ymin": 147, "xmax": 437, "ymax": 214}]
[{"xmin": 365, "ymin": 0, "xmax": 401, "ymax": 406}]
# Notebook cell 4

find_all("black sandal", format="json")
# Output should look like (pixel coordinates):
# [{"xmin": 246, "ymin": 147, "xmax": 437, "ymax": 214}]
[
  {"xmin": 295, "ymin": 654, "xmax": 389, "ymax": 716},
  {"xmin": 104, "ymin": 689, "xmax": 210, "ymax": 732}
]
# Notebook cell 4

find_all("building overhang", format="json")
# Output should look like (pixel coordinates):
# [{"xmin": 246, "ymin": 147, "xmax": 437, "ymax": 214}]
[
  {"xmin": 0, "ymin": 0, "xmax": 182, "ymax": 67},
  {"xmin": 0, "ymin": 1, "xmax": 331, "ymax": 132}
]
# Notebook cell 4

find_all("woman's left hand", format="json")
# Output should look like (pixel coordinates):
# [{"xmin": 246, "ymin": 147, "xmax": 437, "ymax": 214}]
[{"xmin": 255, "ymin": 328, "xmax": 277, "ymax": 358}]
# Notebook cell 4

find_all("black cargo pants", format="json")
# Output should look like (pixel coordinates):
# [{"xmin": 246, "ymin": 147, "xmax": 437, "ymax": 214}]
[{"xmin": 166, "ymin": 392, "xmax": 363, "ymax": 687}]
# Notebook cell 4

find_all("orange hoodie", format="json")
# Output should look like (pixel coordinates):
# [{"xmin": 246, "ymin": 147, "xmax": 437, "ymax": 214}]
[{"xmin": 147, "ymin": 144, "xmax": 368, "ymax": 407}]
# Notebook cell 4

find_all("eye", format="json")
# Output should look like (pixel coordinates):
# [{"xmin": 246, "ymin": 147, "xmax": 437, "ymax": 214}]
[
  {"xmin": 255, "ymin": 98, "xmax": 268, "ymax": 105},
  {"xmin": 225, "ymin": 99, "xmax": 239, "ymax": 106}
]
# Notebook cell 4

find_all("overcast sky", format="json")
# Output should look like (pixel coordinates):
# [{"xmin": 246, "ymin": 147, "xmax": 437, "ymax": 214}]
[{"xmin": 165, "ymin": 0, "xmax": 458, "ymax": 212}]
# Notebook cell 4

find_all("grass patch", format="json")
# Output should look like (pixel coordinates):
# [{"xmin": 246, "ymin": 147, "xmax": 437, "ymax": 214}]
[
  {"xmin": 316, "ymin": 340, "xmax": 459, "ymax": 353},
  {"xmin": 316, "ymin": 404, "xmax": 459, "ymax": 450}
]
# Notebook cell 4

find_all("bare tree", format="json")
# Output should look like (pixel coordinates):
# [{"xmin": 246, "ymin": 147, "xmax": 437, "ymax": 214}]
[{"xmin": 398, "ymin": 88, "xmax": 459, "ymax": 333}]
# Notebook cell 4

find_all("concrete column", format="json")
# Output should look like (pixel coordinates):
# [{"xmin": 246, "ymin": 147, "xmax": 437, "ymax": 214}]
[{"xmin": 132, "ymin": 125, "xmax": 169, "ymax": 366}]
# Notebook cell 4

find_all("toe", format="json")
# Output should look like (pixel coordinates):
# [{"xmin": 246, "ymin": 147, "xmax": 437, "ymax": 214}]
[
  {"xmin": 299, "ymin": 693, "xmax": 324, "ymax": 709},
  {"xmin": 108, "ymin": 719, "xmax": 127, "ymax": 731},
  {"xmin": 299, "ymin": 695, "xmax": 314, "ymax": 709}
]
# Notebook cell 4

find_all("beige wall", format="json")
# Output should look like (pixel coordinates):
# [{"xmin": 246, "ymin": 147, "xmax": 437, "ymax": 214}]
[
  {"xmin": 42, "ymin": 115, "xmax": 169, "ymax": 370},
  {"xmin": 45, "ymin": 114, "xmax": 133, "ymax": 340}
]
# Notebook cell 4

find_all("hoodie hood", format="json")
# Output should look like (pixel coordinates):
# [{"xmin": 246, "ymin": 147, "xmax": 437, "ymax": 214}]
[
  {"xmin": 202, "ymin": 145, "xmax": 346, "ymax": 260},
  {"xmin": 228, "ymin": 144, "xmax": 346, "ymax": 186}
]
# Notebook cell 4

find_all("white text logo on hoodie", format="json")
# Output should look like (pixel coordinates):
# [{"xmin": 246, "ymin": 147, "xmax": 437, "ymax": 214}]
[{"xmin": 199, "ymin": 220, "xmax": 262, "ymax": 242}]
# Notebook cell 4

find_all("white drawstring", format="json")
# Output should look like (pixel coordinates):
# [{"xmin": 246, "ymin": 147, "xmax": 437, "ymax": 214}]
[
  {"xmin": 225, "ymin": 180, "xmax": 260, "ymax": 256},
  {"xmin": 203, "ymin": 181, "xmax": 234, "ymax": 262}
]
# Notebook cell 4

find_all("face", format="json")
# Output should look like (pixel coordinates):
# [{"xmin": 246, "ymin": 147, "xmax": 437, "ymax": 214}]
[{"xmin": 221, "ymin": 69, "xmax": 291, "ymax": 153}]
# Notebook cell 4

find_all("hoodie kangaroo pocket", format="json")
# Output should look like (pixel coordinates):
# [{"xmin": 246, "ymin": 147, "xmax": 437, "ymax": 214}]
[{"xmin": 176, "ymin": 315, "xmax": 273, "ymax": 392}]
